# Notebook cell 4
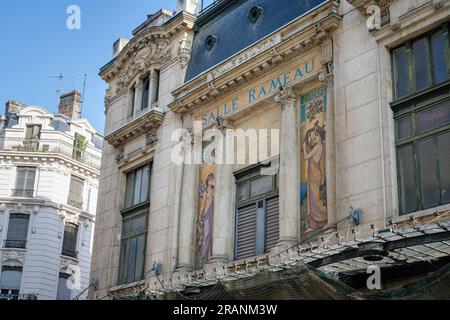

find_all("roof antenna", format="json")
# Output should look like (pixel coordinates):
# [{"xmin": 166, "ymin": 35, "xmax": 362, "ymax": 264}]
[
  {"xmin": 48, "ymin": 73, "xmax": 64, "ymax": 104},
  {"xmin": 76, "ymin": 73, "xmax": 89, "ymax": 118}
]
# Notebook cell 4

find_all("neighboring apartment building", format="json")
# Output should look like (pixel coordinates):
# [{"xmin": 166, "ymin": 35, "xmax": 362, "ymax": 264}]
[
  {"xmin": 0, "ymin": 91, "xmax": 102, "ymax": 300},
  {"xmin": 91, "ymin": 0, "xmax": 450, "ymax": 299}
]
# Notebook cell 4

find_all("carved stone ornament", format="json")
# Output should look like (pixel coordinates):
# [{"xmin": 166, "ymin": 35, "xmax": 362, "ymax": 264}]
[
  {"xmin": 178, "ymin": 38, "xmax": 192, "ymax": 69},
  {"xmin": 146, "ymin": 132, "xmax": 159, "ymax": 146},
  {"xmin": 1, "ymin": 250, "xmax": 25, "ymax": 267},
  {"xmin": 274, "ymin": 85, "xmax": 297, "ymax": 107}
]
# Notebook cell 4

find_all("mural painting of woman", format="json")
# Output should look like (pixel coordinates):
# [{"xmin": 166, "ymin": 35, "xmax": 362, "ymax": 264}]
[
  {"xmin": 302, "ymin": 121, "xmax": 327, "ymax": 233},
  {"xmin": 197, "ymin": 172, "xmax": 215, "ymax": 265}
]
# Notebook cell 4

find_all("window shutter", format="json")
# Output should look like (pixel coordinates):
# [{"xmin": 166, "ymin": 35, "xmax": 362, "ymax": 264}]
[
  {"xmin": 235, "ymin": 203, "xmax": 257, "ymax": 260},
  {"xmin": 265, "ymin": 196, "xmax": 279, "ymax": 251}
]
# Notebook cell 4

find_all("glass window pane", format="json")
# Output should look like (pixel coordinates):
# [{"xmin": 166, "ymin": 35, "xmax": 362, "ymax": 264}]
[
  {"xmin": 0, "ymin": 269, "xmax": 22, "ymax": 290},
  {"xmin": 398, "ymin": 145, "xmax": 417, "ymax": 214},
  {"xmin": 125, "ymin": 172, "xmax": 135, "ymax": 208},
  {"xmin": 122, "ymin": 219, "xmax": 131, "ymax": 237},
  {"xmin": 438, "ymin": 132, "xmax": 450, "ymax": 204},
  {"xmin": 131, "ymin": 215, "xmax": 146, "ymax": 234},
  {"xmin": 118, "ymin": 240, "xmax": 128, "ymax": 284},
  {"xmin": 25, "ymin": 169, "xmax": 36, "ymax": 190},
  {"xmin": 431, "ymin": 30, "xmax": 448, "ymax": 84},
  {"xmin": 236, "ymin": 183, "xmax": 248, "ymax": 202},
  {"xmin": 7, "ymin": 214, "xmax": 30, "ymax": 244},
  {"xmin": 418, "ymin": 138, "xmax": 439, "ymax": 209},
  {"xmin": 393, "ymin": 47, "xmax": 411, "ymax": 98},
  {"xmin": 133, "ymin": 168, "xmax": 143, "ymax": 206},
  {"xmin": 413, "ymin": 38, "xmax": 431, "ymax": 92},
  {"xmin": 250, "ymin": 175, "xmax": 273, "ymax": 198},
  {"xmin": 134, "ymin": 235, "xmax": 145, "ymax": 280},
  {"xmin": 397, "ymin": 116, "xmax": 412, "ymax": 139},
  {"xmin": 140, "ymin": 166, "xmax": 150, "ymax": 203},
  {"xmin": 416, "ymin": 102, "xmax": 450, "ymax": 134},
  {"xmin": 127, "ymin": 238, "xmax": 137, "ymax": 283}
]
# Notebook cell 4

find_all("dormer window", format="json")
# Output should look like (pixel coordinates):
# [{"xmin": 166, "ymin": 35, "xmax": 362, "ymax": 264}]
[
  {"xmin": 205, "ymin": 35, "xmax": 217, "ymax": 51},
  {"xmin": 248, "ymin": 6, "xmax": 263, "ymax": 24}
]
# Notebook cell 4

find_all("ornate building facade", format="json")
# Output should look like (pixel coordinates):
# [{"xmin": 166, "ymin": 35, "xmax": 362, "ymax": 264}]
[
  {"xmin": 91, "ymin": 0, "xmax": 450, "ymax": 299},
  {"xmin": 0, "ymin": 92, "xmax": 102, "ymax": 299}
]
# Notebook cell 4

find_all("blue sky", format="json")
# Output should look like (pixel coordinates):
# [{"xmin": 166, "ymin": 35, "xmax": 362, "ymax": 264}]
[{"xmin": 0, "ymin": 0, "xmax": 215, "ymax": 134}]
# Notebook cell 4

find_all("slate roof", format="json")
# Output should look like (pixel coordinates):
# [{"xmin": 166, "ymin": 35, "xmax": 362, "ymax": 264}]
[{"xmin": 185, "ymin": 0, "xmax": 331, "ymax": 81}]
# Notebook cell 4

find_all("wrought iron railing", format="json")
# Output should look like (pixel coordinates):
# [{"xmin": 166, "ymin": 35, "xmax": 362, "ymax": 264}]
[
  {"xmin": 62, "ymin": 249, "xmax": 79, "ymax": 259},
  {"xmin": 67, "ymin": 198, "xmax": 83, "ymax": 210},
  {"xmin": 0, "ymin": 294, "xmax": 37, "ymax": 300},
  {"xmin": 0, "ymin": 137, "xmax": 101, "ymax": 170},
  {"xmin": 11, "ymin": 189, "xmax": 34, "ymax": 198},
  {"xmin": 4, "ymin": 239, "xmax": 27, "ymax": 249}
]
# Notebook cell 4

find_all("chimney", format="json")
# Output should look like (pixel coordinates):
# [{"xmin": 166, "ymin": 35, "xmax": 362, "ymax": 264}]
[
  {"xmin": 5, "ymin": 100, "xmax": 27, "ymax": 115},
  {"xmin": 58, "ymin": 91, "xmax": 81, "ymax": 119},
  {"xmin": 112, "ymin": 38, "xmax": 129, "ymax": 59},
  {"xmin": 176, "ymin": 0, "xmax": 201, "ymax": 15}
]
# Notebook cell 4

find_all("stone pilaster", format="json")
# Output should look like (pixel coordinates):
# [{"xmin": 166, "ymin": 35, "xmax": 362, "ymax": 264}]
[
  {"xmin": 274, "ymin": 85, "xmax": 300, "ymax": 245},
  {"xmin": 210, "ymin": 120, "xmax": 234, "ymax": 264},
  {"xmin": 177, "ymin": 129, "xmax": 198, "ymax": 271}
]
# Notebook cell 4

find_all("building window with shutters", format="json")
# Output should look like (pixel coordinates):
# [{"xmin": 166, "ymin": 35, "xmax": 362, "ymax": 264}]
[
  {"xmin": 124, "ymin": 164, "xmax": 152, "ymax": 210},
  {"xmin": 392, "ymin": 23, "xmax": 450, "ymax": 215},
  {"xmin": 56, "ymin": 273, "xmax": 72, "ymax": 300},
  {"xmin": 12, "ymin": 167, "xmax": 36, "ymax": 198},
  {"xmin": 68, "ymin": 175, "xmax": 84, "ymax": 209},
  {"xmin": 4, "ymin": 213, "xmax": 30, "ymax": 249},
  {"xmin": 0, "ymin": 266, "xmax": 22, "ymax": 300},
  {"xmin": 118, "ymin": 212, "xmax": 147, "ymax": 285},
  {"xmin": 62, "ymin": 223, "xmax": 79, "ymax": 258},
  {"xmin": 234, "ymin": 165, "xmax": 279, "ymax": 260}
]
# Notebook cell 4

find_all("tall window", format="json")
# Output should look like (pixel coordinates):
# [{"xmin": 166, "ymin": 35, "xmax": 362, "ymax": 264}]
[
  {"xmin": 0, "ymin": 267, "xmax": 22, "ymax": 300},
  {"xmin": 393, "ymin": 24, "xmax": 449, "ymax": 99},
  {"xmin": 68, "ymin": 175, "xmax": 84, "ymax": 209},
  {"xmin": 128, "ymin": 85, "xmax": 136, "ymax": 118},
  {"xmin": 13, "ymin": 167, "xmax": 36, "ymax": 198},
  {"xmin": 56, "ymin": 273, "xmax": 72, "ymax": 300},
  {"xmin": 25, "ymin": 124, "xmax": 41, "ymax": 140},
  {"xmin": 151, "ymin": 70, "xmax": 160, "ymax": 105},
  {"xmin": 118, "ymin": 212, "xmax": 147, "ymax": 285},
  {"xmin": 5, "ymin": 213, "xmax": 30, "ymax": 249},
  {"xmin": 62, "ymin": 223, "xmax": 79, "ymax": 258},
  {"xmin": 234, "ymin": 166, "xmax": 279, "ymax": 260},
  {"xmin": 124, "ymin": 164, "xmax": 152, "ymax": 209},
  {"xmin": 141, "ymin": 78, "xmax": 150, "ymax": 111},
  {"xmin": 393, "ymin": 23, "xmax": 450, "ymax": 215}
]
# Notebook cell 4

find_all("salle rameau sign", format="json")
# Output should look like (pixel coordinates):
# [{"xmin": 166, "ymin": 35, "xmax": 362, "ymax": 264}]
[{"xmin": 198, "ymin": 52, "xmax": 320, "ymax": 127}]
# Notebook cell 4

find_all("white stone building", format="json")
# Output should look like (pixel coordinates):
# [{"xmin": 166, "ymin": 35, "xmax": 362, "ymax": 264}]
[
  {"xmin": 91, "ymin": 0, "xmax": 450, "ymax": 299},
  {"xmin": 0, "ymin": 91, "xmax": 102, "ymax": 300}
]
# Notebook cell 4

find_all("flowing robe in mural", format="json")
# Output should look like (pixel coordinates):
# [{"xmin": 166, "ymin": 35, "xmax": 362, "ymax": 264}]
[{"xmin": 300, "ymin": 87, "xmax": 328, "ymax": 234}]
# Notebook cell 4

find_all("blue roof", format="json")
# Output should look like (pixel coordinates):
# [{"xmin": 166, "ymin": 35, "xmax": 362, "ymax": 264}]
[{"xmin": 185, "ymin": 0, "xmax": 330, "ymax": 81}]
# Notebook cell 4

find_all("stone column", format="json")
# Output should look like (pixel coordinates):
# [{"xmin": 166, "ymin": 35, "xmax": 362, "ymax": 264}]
[
  {"xmin": 133, "ymin": 79, "xmax": 144, "ymax": 115},
  {"xmin": 177, "ymin": 128, "xmax": 198, "ymax": 271},
  {"xmin": 274, "ymin": 85, "xmax": 300, "ymax": 245},
  {"xmin": 211, "ymin": 121, "xmax": 234, "ymax": 263}
]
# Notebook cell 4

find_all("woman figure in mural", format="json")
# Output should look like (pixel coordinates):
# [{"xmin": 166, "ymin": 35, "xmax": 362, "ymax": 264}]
[
  {"xmin": 197, "ymin": 173, "xmax": 215, "ymax": 265},
  {"xmin": 303, "ymin": 121, "xmax": 327, "ymax": 233}
]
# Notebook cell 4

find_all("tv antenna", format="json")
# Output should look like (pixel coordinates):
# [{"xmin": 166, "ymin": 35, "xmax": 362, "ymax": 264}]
[
  {"xmin": 76, "ymin": 73, "xmax": 89, "ymax": 118},
  {"xmin": 48, "ymin": 73, "xmax": 64, "ymax": 97}
]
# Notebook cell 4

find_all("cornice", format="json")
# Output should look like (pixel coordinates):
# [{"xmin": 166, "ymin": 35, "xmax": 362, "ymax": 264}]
[
  {"xmin": 168, "ymin": 2, "xmax": 341, "ymax": 115},
  {"xmin": 0, "ymin": 152, "xmax": 100, "ymax": 178},
  {"xmin": 104, "ymin": 109, "xmax": 164, "ymax": 148}
]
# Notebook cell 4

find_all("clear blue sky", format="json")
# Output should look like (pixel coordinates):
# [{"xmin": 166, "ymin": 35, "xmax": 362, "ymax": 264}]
[{"xmin": 0, "ymin": 0, "xmax": 215, "ymax": 134}]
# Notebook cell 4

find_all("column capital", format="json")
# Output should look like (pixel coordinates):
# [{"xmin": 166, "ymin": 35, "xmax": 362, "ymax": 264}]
[
  {"xmin": 319, "ymin": 63, "xmax": 334, "ymax": 86},
  {"xmin": 274, "ymin": 85, "xmax": 297, "ymax": 108}
]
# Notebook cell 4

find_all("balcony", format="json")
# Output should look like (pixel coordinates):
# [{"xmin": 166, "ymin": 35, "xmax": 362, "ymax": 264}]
[
  {"xmin": 67, "ymin": 198, "xmax": 83, "ymax": 210},
  {"xmin": 61, "ymin": 249, "xmax": 78, "ymax": 259},
  {"xmin": 4, "ymin": 239, "xmax": 27, "ymax": 249},
  {"xmin": 11, "ymin": 189, "xmax": 34, "ymax": 198},
  {"xmin": 0, "ymin": 294, "xmax": 37, "ymax": 300},
  {"xmin": 0, "ymin": 137, "xmax": 101, "ymax": 170}
]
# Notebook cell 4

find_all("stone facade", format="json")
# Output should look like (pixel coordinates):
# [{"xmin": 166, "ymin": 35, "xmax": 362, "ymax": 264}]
[
  {"xmin": 90, "ymin": 0, "xmax": 450, "ymax": 299},
  {"xmin": 0, "ymin": 100, "xmax": 102, "ymax": 299}
]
